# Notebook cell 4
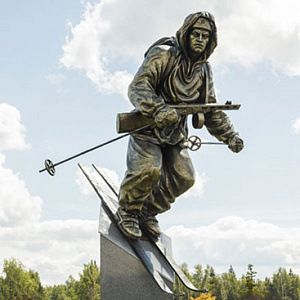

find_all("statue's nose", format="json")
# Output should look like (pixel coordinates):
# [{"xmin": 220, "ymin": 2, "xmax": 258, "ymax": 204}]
[{"xmin": 198, "ymin": 34, "xmax": 204, "ymax": 41}]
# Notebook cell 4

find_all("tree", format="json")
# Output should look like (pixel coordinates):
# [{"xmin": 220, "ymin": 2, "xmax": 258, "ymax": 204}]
[
  {"xmin": 2, "ymin": 257, "xmax": 300, "ymax": 300},
  {"xmin": 76, "ymin": 260, "xmax": 100, "ymax": 300},
  {"xmin": 45, "ymin": 276, "xmax": 79, "ymax": 300},
  {"xmin": 268, "ymin": 268, "xmax": 300, "ymax": 300},
  {"xmin": 288, "ymin": 269, "xmax": 300, "ymax": 300},
  {"xmin": 45, "ymin": 284, "xmax": 70, "ymax": 300},
  {"xmin": 228, "ymin": 265, "xmax": 235, "ymax": 275},
  {"xmin": 221, "ymin": 271, "xmax": 241, "ymax": 300},
  {"xmin": 254, "ymin": 278, "xmax": 269, "ymax": 300},
  {"xmin": 45, "ymin": 262, "xmax": 100, "ymax": 300},
  {"xmin": 192, "ymin": 265, "xmax": 205, "ymax": 290},
  {"xmin": 206, "ymin": 271, "xmax": 223, "ymax": 300},
  {"xmin": 246, "ymin": 264, "xmax": 257, "ymax": 294},
  {"xmin": 240, "ymin": 264, "xmax": 261, "ymax": 300},
  {"xmin": 174, "ymin": 262, "xmax": 193, "ymax": 299},
  {"xmin": 0, "ymin": 258, "xmax": 45, "ymax": 300}
]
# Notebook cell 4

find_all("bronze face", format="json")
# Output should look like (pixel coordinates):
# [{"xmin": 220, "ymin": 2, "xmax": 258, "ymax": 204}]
[{"xmin": 188, "ymin": 28, "xmax": 210, "ymax": 60}]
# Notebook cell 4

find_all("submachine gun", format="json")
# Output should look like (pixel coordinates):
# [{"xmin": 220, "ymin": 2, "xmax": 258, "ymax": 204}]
[{"xmin": 117, "ymin": 100, "xmax": 240, "ymax": 133}]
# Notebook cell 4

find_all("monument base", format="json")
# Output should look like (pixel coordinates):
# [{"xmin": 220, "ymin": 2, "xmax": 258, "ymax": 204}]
[
  {"xmin": 99, "ymin": 205, "xmax": 174, "ymax": 300},
  {"xmin": 78, "ymin": 164, "xmax": 198, "ymax": 300}
]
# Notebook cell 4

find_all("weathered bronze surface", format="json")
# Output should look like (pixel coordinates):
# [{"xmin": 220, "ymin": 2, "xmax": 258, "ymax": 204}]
[{"xmin": 118, "ymin": 11, "xmax": 244, "ymax": 239}]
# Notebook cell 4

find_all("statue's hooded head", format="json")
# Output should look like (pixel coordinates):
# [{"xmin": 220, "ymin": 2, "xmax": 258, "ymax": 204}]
[{"xmin": 176, "ymin": 11, "xmax": 217, "ymax": 62}]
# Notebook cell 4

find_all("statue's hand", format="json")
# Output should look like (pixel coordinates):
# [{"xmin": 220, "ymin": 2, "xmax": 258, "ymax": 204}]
[
  {"xmin": 228, "ymin": 135, "xmax": 244, "ymax": 153},
  {"xmin": 154, "ymin": 105, "xmax": 180, "ymax": 128}
]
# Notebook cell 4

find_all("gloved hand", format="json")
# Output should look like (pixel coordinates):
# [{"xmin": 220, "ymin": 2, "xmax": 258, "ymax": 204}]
[
  {"xmin": 228, "ymin": 135, "xmax": 244, "ymax": 153},
  {"xmin": 154, "ymin": 105, "xmax": 180, "ymax": 128}
]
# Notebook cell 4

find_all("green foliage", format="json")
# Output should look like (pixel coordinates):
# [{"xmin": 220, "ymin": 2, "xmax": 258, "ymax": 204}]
[
  {"xmin": 263, "ymin": 268, "xmax": 300, "ymax": 300},
  {"xmin": 220, "ymin": 271, "xmax": 241, "ymax": 300},
  {"xmin": 175, "ymin": 263, "xmax": 300, "ymax": 300},
  {"xmin": 174, "ymin": 262, "xmax": 194, "ymax": 299},
  {"xmin": 0, "ymin": 259, "xmax": 100, "ymax": 300},
  {"xmin": 0, "ymin": 258, "xmax": 45, "ymax": 300},
  {"xmin": 76, "ymin": 260, "xmax": 100, "ymax": 300},
  {"xmin": 1, "ymin": 258, "xmax": 300, "ymax": 300},
  {"xmin": 45, "ymin": 276, "xmax": 78, "ymax": 300},
  {"xmin": 45, "ymin": 261, "xmax": 100, "ymax": 300}
]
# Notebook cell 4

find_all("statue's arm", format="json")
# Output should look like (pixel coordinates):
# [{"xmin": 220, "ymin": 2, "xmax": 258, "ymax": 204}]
[
  {"xmin": 205, "ymin": 62, "xmax": 218, "ymax": 104},
  {"xmin": 204, "ymin": 64, "xmax": 244, "ymax": 153},
  {"xmin": 128, "ymin": 45, "xmax": 172, "ymax": 118},
  {"xmin": 205, "ymin": 111, "xmax": 243, "ymax": 153}
]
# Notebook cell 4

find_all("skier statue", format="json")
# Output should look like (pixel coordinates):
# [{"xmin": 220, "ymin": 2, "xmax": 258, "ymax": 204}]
[{"xmin": 117, "ymin": 11, "xmax": 244, "ymax": 239}]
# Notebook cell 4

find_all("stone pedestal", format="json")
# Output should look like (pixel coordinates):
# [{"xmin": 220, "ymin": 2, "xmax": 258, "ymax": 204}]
[{"xmin": 99, "ymin": 205, "xmax": 174, "ymax": 300}]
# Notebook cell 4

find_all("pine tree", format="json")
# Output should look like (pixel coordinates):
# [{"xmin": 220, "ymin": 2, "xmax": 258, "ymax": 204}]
[
  {"xmin": 76, "ymin": 260, "xmax": 100, "ymax": 300},
  {"xmin": 229, "ymin": 265, "xmax": 235, "ymax": 275},
  {"xmin": 221, "ymin": 271, "xmax": 241, "ymax": 300}
]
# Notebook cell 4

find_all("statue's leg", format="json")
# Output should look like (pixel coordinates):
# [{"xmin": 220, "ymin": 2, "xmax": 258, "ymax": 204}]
[
  {"xmin": 147, "ymin": 145, "xmax": 195, "ymax": 214},
  {"xmin": 119, "ymin": 136, "xmax": 162, "ymax": 214}
]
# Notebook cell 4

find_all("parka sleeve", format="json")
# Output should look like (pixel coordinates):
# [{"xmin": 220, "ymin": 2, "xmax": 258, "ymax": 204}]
[
  {"xmin": 205, "ymin": 110, "xmax": 238, "ymax": 143},
  {"xmin": 128, "ymin": 45, "xmax": 172, "ymax": 118},
  {"xmin": 204, "ymin": 63, "xmax": 239, "ymax": 144}
]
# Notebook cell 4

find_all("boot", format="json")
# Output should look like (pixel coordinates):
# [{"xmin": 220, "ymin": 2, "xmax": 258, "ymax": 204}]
[
  {"xmin": 139, "ymin": 207, "xmax": 161, "ymax": 238},
  {"xmin": 116, "ymin": 208, "xmax": 142, "ymax": 239}
]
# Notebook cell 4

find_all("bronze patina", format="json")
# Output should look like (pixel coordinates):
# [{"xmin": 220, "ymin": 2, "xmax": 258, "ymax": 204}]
[{"xmin": 116, "ymin": 12, "xmax": 244, "ymax": 239}]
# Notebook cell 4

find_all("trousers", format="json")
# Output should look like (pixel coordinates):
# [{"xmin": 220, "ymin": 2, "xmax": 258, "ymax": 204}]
[{"xmin": 118, "ymin": 136, "xmax": 195, "ymax": 215}]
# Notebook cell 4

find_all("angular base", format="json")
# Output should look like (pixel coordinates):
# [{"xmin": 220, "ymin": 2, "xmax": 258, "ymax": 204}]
[{"xmin": 99, "ymin": 206, "xmax": 174, "ymax": 300}]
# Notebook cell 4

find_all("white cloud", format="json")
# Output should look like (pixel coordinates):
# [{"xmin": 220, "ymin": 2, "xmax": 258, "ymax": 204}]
[
  {"xmin": 0, "ymin": 104, "xmax": 100, "ymax": 285},
  {"xmin": 213, "ymin": 0, "xmax": 300, "ymax": 76},
  {"xmin": 180, "ymin": 171, "xmax": 209, "ymax": 199},
  {"xmin": 75, "ymin": 167, "xmax": 95, "ymax": 197},
  {"xmin": 166, "ymin": 216, "xmax": 300, "ymax": 277},
  {"xmin": 0, "ymin": 161, "xmax": 42, "ymax": 226},
  {"xmin": 0, "ymin": 103, "xmax": 29, "ymax": 151},
  {"xmin": 75, "ymin": 165, "xmax": 120, "ymax": 198},
  {"xmin": 0, "ymin": 163, "xmax": 99, "ymax": 286},
  {"xmin": 60, "ymin": 1, "xmax": 133, "ymax": 98},
  {"xmin": 0, "ymin": 103, "xmax": 39, "ymax": 226},
  {"xmin": 60, "ymin": 0, "xmax": 300, "ymax": 98},
  {"xmin": 0, "ymin": 160, "xmax": 100, "ymax": 285},
  {"xmin": 291, "ymin": 117, "xmax": 300, "ymax": 134},
  {"xmin": 0, "ymin": 219, "xmax": 99, "ymax": 285}
]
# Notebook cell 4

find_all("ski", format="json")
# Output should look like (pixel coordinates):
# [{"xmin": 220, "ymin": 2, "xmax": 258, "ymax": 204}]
[
  {"xmin": 92, "ymin": 163, "xmax": 206, "ymax": 293},
  {"xmin": 78, "ymin": 163, "xmax": 174, "ymax": 295}
]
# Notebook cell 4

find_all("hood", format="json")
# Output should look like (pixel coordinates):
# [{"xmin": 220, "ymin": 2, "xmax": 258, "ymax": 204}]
[{"xmin": 176, "ymin": 11, "xmax": 217, "ymax": 62}]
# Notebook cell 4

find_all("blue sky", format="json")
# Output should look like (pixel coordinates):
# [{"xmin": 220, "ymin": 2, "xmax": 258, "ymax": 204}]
[{"xmin": 0, "ymin": 0, "xmax": 300, "ymax": 285}]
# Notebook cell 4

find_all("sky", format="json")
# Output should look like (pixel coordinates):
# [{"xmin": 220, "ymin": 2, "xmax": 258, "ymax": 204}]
[{"xmin": 0, "ymin": 0, "xmax": 299, "ymax": 286}]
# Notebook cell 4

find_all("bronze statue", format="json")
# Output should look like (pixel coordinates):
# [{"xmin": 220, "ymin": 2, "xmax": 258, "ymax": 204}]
[{"xmin": 117, "ymin": 11, "xmax": 244, "ymax": 239}]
